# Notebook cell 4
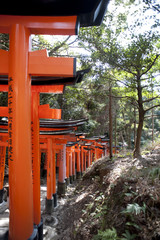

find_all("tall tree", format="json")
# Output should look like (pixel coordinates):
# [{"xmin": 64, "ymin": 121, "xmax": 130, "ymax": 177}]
[
  {"xmin": 78, "ymin": 12, "xmax": 160, "ymax": 157},
  {"xmin": 107, "ymin": 33, "xmax": 160, "ymax": 157}
]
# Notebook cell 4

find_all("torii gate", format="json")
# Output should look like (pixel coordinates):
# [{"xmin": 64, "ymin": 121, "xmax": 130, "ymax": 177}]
[
  {"xmin": 0, "ymin": 16, "xmax": 77, "ymax": 240},
  {"xmin": 0, "ymin": 0, "xmax": 110, "ymax": 239},
  {"xmin": 0, "ymin": 68, "xmax": 87, "ymax": 239},
  {"xmin": 40, "ymin": 135, "xmax": 68, "ymax": 212}
]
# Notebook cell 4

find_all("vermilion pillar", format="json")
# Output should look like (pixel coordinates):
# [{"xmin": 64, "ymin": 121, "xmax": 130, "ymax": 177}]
[
  {"xmin": 84, "ymin": 150, "xmax": 86, "ymax": 171},
  {"xmin": 87, "ymin": 150, "xmax": 90, "ymax": 168},
  {"xmin": 72, "ymin": 149, "xmax": 76, "ymax": 181},
  {"xmin": 63, "ymin": 144, "xmax": 67, "ymax": 183},
  {"xmin": 52, "ymin": 147, "xmax": 57, "ymax": 208},
  {"xmin": 69, "ymin": 151, "xmax": 73, "ymax": 184},
  {"xmin": 95, "ymin": 145, "xmax": 98, "ymax": 161},
  {"xmin": 0, "ymin": 146, "xmax": 6, "ymax": 203},
  {"xmin": 76, "ymin": 147, "xmax": 81, "ymax": 179},
  {"xmin": 80, "ymin": 146, "xmax": 84, "ymax": 173},
  {"xmin": 31, "ymin": 92, "xmax": 43, "ymax": 238},
  {"xmin": 66, "ymin": 148, "xmax": 70, "ymax": 185},
  {"xmin": 8, "ymin": 24, "xmax": 35, "ymax": 239},
  {"xmin": 58, "ymin": 145, "xmax": 66, "ymax": 195},
  {"xmin": 46, "ymin": 138, "xmax": 53, "ymax": 213}
]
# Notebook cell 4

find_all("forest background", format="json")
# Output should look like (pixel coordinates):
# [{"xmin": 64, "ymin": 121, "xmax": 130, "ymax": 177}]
[{"xmin": 0, "ymin": 0, "xmax": 160, "ymax": 158}]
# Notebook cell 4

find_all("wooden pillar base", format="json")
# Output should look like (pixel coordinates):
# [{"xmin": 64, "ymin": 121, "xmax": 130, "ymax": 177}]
[
  {"xmin": 28, "ymin": 228, "xmax": 38, "ymax": 240},
  {"xmin": 0, "ymin": 188, "xmax": 4, "ymax": 203},
  {"xmin": 57, "ymin": 182, "xmax": 66, "ymax": 196},
  {"xmin": 73, "ymin": 175, "xmax": 76, "ymax": 181},
  {"xmin": 65, "ymin": 178, "xmax": 70, "ymax": 186},
  {"xmin": 37, "ymin": 219, "xmax": 43, "ymax": 240},
  {"xmin": 53, "ymin": 193, "xmax": 58, "ymax": 208},
  {"xmin": 70, "ymin": 176, "xmax": 73, "ymax": 184},
  {"xmin": 45, "ymin": 198, "xmax": 53, "ymax": 214},
  {"xmin": 76, "ymin": 172, "xmax": 81, "ymax": 179}
]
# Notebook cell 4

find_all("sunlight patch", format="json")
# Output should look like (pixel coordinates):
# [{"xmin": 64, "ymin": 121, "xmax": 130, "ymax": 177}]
[{"xmin": 75, "ymin": 193, "xmax": 88, "ymax": 203}]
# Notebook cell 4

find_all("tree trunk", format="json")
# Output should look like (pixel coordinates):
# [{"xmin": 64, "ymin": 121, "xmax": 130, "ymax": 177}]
[
  {"xmin": 128, "ymin": 105, "xmax": 132, "ymax": 149},
  {"xmin": 109, "ymin": 84, "xmax": 113, "ymax": 160},
  {"xmin": 133, "ymin": 106, "xmax": 145, "ymax": 158},
  {"xmin": 133, "ymin": 76, "xmax": 145, "ymax": 158},
  {"xmin": 115, "ymin": 112, "xmax": 117, "ymax": 155},
  {"xmin": 134, "ymin": 106, "xmax": 136, "ymax": 146},
  {"xmin": 152, "ymin": 107, "xmax": 154, "ymax": 145},
  {"xmin": 128, "ymin": 123, "xmax": 131, "ymax": 149}
]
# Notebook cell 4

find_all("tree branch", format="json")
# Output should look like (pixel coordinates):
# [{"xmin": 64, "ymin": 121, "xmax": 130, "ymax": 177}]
[
  {"xmin": 49, "ymin": 36, "xmax": 71, "ymax": 56},
  {"xmin": 145, "ymin": 104, "xmax": 160, "ymax": 113},
  {"xmin": 144, "ymin": 114, "xmax": 160, "ymax": 119},
  {"xmin": 142, "ymin": 95, "xmax": 160, "ymax": 104},
  {"xmin": 140, "ymin": 54, "xmax": 160, "ymax": 77}
]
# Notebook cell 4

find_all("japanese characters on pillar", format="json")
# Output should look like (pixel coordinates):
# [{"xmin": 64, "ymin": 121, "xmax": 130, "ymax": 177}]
[{"xmin": 8, "ymin": 77, "xmax": 13, "ymax": 163}]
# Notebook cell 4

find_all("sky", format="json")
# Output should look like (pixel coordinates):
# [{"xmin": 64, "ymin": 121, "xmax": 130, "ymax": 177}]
[{"xmin": 40, "ymin": 0, "xmax": 160, "ymax": 57}]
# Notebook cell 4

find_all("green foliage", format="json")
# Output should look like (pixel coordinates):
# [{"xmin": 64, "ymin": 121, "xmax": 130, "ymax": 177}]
[
  {"xmin": 122, "ymin": 203, "xmax": 146, "ymax": 215},
  {"xmin": 149, "ymin": 167, "xmax": 160, "ymax": 181},
  {"xmin": 143, "ymin": 0, "xmax": 160, "ymax": 14},
  {"xmin": 126, "ymin": 222, "xmax": 141, "ymax": 230},
  {"xmin": 0, "ymin": 92, "xmax": 8, "ymax": 107},
  {"xmin": 78, "ymin": 2, "xmax": 160, "ymax": 155},
  {"xmin": 32, "ymin": 35, "xmax": 72, "ymax": 56},
  {"xmin": 93, "ymin": 228, "xmax": 118, "ymax": 240},
  {"xmin": 0, "ymin": 33, "xmax": 9, "ymax": 50},
  {"xmin": 121, "ymin": 230, "xmax": 137, "ymax": 240}
]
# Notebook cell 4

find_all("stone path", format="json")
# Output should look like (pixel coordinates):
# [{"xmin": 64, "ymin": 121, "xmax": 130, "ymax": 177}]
[{"xmin": 0, "ymin": 182, "xmax": 77, "ymax": 239}]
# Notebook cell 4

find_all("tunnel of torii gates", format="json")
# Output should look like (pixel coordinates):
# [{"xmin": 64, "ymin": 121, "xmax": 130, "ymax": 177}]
[
  {"xmin": 0, "ymin": 107, "xmax": 110, "ymax": 238},
  {"xmin": 0, "ymin": 115, "xmax": 109, "ymax": 208},
  {"xmin": 0, "ymin": 0, "xmax": 110, "ymax": 239}
]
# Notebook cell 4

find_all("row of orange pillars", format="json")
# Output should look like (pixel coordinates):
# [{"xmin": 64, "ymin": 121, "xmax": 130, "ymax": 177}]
[
  {"xmin": 0, "ymin": 15, "xmax": 111, "ymax": 240},
  {"xmin": 0, "ymin": 107, "xmax": 109, "ymax": 233}
]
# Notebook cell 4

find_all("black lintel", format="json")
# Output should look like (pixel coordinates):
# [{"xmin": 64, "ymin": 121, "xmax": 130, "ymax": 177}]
[
  {"xmin": 40, "ymin": 129, "xmax": 72, "ymax": 135},
  {"xmin": 0, "ymin": 0, "xmax": 110, "ymax": 27},
  {"xmin": 40, "ymin": 118, "xmax": 88, "ymax": 128},
  {"xmin": 0, "ymin": 69, "xmax": 90, "ymax": 86}
]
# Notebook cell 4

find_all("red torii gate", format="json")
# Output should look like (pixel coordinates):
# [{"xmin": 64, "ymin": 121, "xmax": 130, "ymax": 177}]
[
  {"xmin": 0, "ymin": 85, "xmax": 65, "ymax": 237},
  {"xmin": 40, "ymin": 135, "xmax": 68, "ymax": 212},
  {"xmin": 0, "ymin": 16, "xmax": 77, "ymax": 240},
  {"xmin": 0, "ymin": 1, "xmax": 110, "ymax": 239},
  {"xmin": 0, "ymin": 71, "xmax": 87, "ymax": 238}
]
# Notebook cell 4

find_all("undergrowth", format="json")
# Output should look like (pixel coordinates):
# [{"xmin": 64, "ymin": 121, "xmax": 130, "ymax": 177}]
[{"xmin": 73, "ymin": 144, "xmax": 160, "ymax": 240}]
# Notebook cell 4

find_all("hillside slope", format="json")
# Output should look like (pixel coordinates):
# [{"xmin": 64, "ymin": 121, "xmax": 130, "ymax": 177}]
[{"xmin": 44, "ymin": 147, "xmax": 160, "ymax": 240}]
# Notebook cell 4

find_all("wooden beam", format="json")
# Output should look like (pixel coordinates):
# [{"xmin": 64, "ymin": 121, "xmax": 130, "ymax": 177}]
[{"xmin": 0, "ymin": 15, "xmax": 78, "ymax": 35}]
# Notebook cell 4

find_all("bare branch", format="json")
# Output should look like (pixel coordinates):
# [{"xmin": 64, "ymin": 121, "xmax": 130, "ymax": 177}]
[
  {"xmin": 140, "ymin": 54, "xmax": 160, "ymax": 77},
  {"xmin": 144, "ymin": 114, "xmax": 160, "ymax": 119},
  {"xmin": 145, "ymin": 104, "xmax": 160, "ymax": 113},
  {"xmin": 141, "ymin": 85, "xmax": 150, "ymax": 89},
  {"xmin": 111, "ymin": 61, "xmax": 138, "ymax": 76},
  {"xmin": 142, "ymin": 95, "xmax": 160, "ymax": 104},
  {"xmin": 49, "ymin": 36, "xmax": 71, "ymax": 56}
]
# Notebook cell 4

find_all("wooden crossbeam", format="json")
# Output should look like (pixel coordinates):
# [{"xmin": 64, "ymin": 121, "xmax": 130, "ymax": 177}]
[
  {"xmin": 0, "ymin": 84, "xmax": 64, "ymax": 93},
  {"xmin": 0, "ymin": 49, "xmax": 76, "ymax": 77},
  {"xmin": 0, "ymin": 15, "xmax": 78, "ymax": 35},
  {"xmin": 29, "ymin": 50, "xmax": 76, "ymax": 77},
  {"xmin": 0, "ymin": 105, "xmax": 62, "ymax": 119},
  {"xmin": 38, "ymin": 105, "xmax": 61, "ymax": 119}
]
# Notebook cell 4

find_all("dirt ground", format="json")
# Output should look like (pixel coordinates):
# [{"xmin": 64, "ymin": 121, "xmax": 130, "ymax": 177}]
[{"xmin": 43, "ymin": 146, "xmax": 160, "ymax": 240}]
